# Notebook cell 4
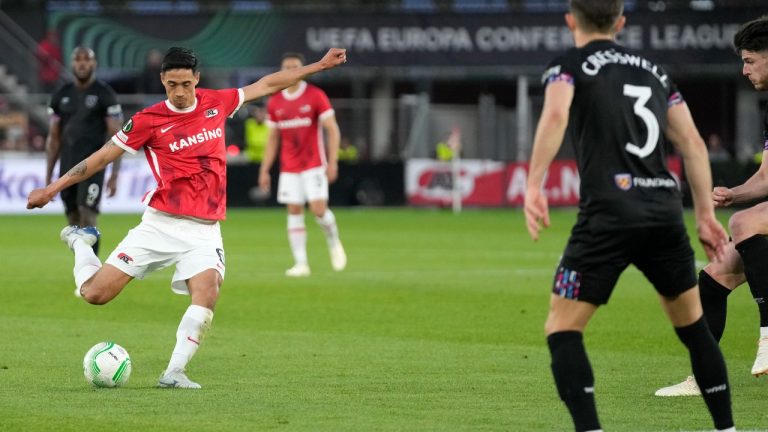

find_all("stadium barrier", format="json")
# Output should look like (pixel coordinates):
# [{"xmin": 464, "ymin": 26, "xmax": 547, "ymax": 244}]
[
  {"xmin": 406, "ymin": 157, "xmax": 683, "ymax": 207},
  {"xmin": 0, "ymin": 155, "xmax": 406, "ymax": 214}
]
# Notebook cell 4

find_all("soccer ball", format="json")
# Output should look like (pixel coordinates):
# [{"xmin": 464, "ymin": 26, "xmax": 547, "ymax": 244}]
[{"xmin": 82, "ymin": 342, "xmax": 132, "ymax": 388}]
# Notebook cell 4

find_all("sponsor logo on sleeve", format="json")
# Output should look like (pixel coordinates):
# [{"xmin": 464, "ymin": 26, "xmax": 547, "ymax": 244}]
[{"xmin": 122, "ymin": 118, "xmax": 134, "ymax": 133}]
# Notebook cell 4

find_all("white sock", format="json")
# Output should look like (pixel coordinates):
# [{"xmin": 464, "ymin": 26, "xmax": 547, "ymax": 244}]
[
  {"xmin": 166, "ymin": 305, "xmax": 214, "ymax": 372},
  {"xmin": 717, "ymin": 427, "xmax": 736, "ymax": 432},
  {"xmin": 315, "ymin": 209, "xmax": 340, "ymax": 247},
  {"xmin": 287, "ymin": 214, "xmax": 307, "ymax": 266},
  {"xmin": 72, "ymin": 238, "xmax": 102, "ymax": 296},
  {"xmin": 760, "ymin": 326, "xmax": 768, "ymax": 338}
]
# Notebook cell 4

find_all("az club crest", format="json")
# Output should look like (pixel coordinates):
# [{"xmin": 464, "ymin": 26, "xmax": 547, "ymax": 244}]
[
  {"xmin": 614, "ymin": 173, "xmax": 632, "ymax": 191},
  {"xmin": 205, "ymin": 108, "xmax": 219, "ymax": 118}
]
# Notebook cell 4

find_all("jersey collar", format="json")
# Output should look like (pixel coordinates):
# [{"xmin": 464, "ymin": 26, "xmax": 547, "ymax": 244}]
[
  {"xmin": 281, "ymin": 81, "xmax": 307, "ymax": 101},
  {"xmin": 165, "ymin": 97, "xmax": 198, "ymax": 114}
]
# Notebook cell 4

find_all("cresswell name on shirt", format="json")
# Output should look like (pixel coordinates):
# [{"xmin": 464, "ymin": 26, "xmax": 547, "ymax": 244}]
[
  {"xmin": 543, "ymin": 49, "xmax": 669, "ymax": 88},
  {"xmin": 168, "ymin": 128, "xmax": 223, "ymax": 153}
]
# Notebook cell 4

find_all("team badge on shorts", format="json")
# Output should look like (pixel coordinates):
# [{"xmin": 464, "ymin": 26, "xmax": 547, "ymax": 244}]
[
  {"xmin": 614, "ymin": 173, "xmax": 632, "ymax": 191},
  {"xmin": 553, "ymin": 266, "xmax": 582, "ymax": 300},
  {"xmin": 117, "ymin": 252, "xmax": 134, "ymax": 265}
]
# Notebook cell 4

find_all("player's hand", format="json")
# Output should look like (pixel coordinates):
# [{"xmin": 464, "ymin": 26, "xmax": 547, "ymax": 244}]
[
  {"xmin": 326, "ymin": 162, "xmax": 338, "ymax": 184},
  {"xmin": 27, "ymin": 187, "xmax": 55, "ymax": 209},
  {"xmin": 319, "ymin": 48, "xmax": 347, "ymax": 70},
  {"xmin": 524, "ymin": 188, "xmax": 550, "ymax": 241},
  {"xmin": 696, "ymin": 214, "xmax": 729, "ymax": 262},
  {"xmin": 106, "ymin": 175, "xmax": 118, "ymax": 198},
  {"xmin": 258, "ymin": 171, "xmax": 271, "ymax": 193},
  {"xmin": 712, "ymin": 186, "xmax": 734, "ymax": 208}
]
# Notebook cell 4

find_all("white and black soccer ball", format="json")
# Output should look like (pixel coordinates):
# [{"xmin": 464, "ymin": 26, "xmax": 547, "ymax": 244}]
[{"xmin": 83, "ymin": 342, "xmax": 132, "ymax": 388}]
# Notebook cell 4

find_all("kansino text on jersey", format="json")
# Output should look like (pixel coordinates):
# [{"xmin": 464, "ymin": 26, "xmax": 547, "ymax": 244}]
[{"xmin": 169, "ymin": 128, "xmax": 223, "ymax": 153}]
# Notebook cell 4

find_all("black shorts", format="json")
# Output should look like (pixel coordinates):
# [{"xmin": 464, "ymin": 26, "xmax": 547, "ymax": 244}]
[
  {"xmin": 552, "ymin": 219, "xmax": 697, "ymax": 305},
  {"xmin": 59, "ymin": 172, "xmax": 105, "ymax": 214}
]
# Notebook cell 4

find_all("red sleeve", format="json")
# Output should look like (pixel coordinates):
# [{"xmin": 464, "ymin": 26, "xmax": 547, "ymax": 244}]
[
  {"xmin": 213, "ymin": 88, "xmax": 245, "ymax": 118},
  {"xmin": 111, "ymin": 114, "xmax": 151, "ymax": 154},
  {"xmin": 314, "ymin": 88, "xmax": 334, "ymax": 121},
  {"xmin": 265, "ymin": 96, "xmax": 277, "ymax": 128}
]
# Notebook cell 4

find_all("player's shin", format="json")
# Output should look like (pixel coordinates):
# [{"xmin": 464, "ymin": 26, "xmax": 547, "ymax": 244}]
[
  {"xmin": 72, "ymin": 240, "xmax": 101, "ymax": 297},
  {"xmin": 315, "ymin": 209, "xmax": 339, "ymax": 246},
  {"xmin": 734, "ymin": 235, "xmax": 768, "ymax": 328},
  {"xmin": 698, "ymin": 270, "xmax": 731, "ymax": 342},
  {"xmin": 287, "ymin": 214, "xmax": 308, "ymax": 265},
  {"xmin": 547, "ymin": 331, "xmax": 601, "ymax": 432},
  {"xmin": 674, "ymin": 317, "xmax": 734, "ymax": 430},
  {"xmin": 166, "ymin": 305, "xmax": 214, "ymax": 372}
]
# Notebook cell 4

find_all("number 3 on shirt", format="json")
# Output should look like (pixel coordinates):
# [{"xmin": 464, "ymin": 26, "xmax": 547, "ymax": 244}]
[{"xmin": 623, "ymin": 84, "xmax": 659, "ymax": 159}]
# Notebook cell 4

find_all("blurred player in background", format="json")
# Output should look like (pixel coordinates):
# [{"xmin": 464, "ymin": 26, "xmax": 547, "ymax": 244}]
[
  {"xmin": 28, "ymin": 46, "xmax": 348, "ymax": 389},
  {"xmin": 46, "ymin": 46, "xmax": 123, "ymax": 255},
  {"xmin": 259, "ymin": 52, "xmax": 346, "ymax": 277},
  {"xmin": 656, "ymin": 14, "xmax": 768, "ymax": 397},
  {"xmin": 524, "ymin": 1, "xmax": 734, "ymax": 430}
]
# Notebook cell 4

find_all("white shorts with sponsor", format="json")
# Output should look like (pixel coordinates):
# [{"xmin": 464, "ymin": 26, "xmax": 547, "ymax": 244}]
[
  {"xmin": 105, "ymin": 207, "xmax": 225, "ymax": 295},
  {"xmin": 277, "ymin": 166, "xmax": 328, "ymax": 205}
]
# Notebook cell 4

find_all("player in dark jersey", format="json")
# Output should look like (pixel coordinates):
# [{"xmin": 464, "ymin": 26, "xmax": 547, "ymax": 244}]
[
  {"xmin": 656, "ymin": 14, "xmax": 768, "ymax": 397},
  {"xmin": 46, "ymin": 47, "xmax": 123, "ymax": 254},
  {"xmin": 524, "ymin": 1, "xmax": 733, "ymax": 431}
]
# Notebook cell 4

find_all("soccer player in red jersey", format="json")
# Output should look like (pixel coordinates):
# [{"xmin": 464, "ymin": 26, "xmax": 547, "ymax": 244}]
[
  {"xmin": 27, "ymin": 46, "xmax": 347, "ymax": 388},
  {"xmin": 258, "ymin": 52, "xmax": 346, "ymax": 277}
]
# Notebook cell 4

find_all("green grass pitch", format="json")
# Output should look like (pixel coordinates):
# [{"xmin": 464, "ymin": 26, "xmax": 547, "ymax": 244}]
[{"xmin": 0, "ymin": 208, "xmax": 766, "ymax": 431}]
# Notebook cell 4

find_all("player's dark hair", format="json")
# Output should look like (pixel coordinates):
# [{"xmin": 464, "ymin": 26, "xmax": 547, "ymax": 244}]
[
  {"xmin": 569, "ymin": 0, "xmax": 623, "ymax": 34},
  {"xmin": 734, "ymin": 15, "xmax": 768, "ymax": 54},
  {"xmin": 281, "ymin": 52, "xmax": 306, "ymax": 65},
  {"xmin": 161, "ymin": 47, "xmax": 198, "ymax": 73}
]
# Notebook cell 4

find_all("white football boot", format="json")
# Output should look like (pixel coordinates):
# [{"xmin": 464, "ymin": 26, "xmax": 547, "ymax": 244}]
[
  {"xmin": 329, "ymin": 240, "xmax": 347, "ymax": 271},
  {"xmin": 751, "ymin": 337, "xmax": 768, "ymax": 377},
  {"xmin": 60, "ymin": 225, "xmax": 100, "ymax": 250},
  {"xmin": 158, "ymin": 368, "xmax": 201, "ymax": 389},
  {"xmin": 285, "ymin": 263, "xmax": 311, "ymax": 277},
  {"xmin": 654, "ymin": 376, "xmax": 701, "ymax": 397}
]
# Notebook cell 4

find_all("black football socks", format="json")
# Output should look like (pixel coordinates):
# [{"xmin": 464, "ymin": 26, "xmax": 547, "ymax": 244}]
[
  {"xmin": 547, "ymin": 331, "xmax": 600, "ymax": 432},
  {"xmin": 698, "ymin": 270, "xmax": 732, "ymax": 342},
  {"xmin": 674, "ymin": 317, "xmax": 733, "ymax": 430},
  {"xmin": 735, "ymin": 235, "xmax": 768, "ymax": 327}
]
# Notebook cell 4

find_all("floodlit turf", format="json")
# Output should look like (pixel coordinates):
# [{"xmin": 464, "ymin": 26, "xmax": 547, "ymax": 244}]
[{"xmin": 1, "ymin": 208, "xmax": 767, "ymax": 431}]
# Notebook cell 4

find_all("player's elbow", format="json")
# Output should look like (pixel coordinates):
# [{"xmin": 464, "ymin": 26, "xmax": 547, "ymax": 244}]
[{"xmin": 542, "ymin": 109, "xmax": 569, "ymax": 129}]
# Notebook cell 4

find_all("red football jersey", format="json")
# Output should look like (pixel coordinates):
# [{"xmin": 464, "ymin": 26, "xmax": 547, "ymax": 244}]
[
  {"xmin": 266, "ymin": 81, "xmax": 334, "ymax": 173},
  {"xmin": 112, "ymin": 88, "xmax": 244, "ymax": 220}
]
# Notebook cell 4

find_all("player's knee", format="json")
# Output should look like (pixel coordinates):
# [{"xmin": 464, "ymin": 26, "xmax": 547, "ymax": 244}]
[
  {"xmin": 81, "ymin": 286, "xmax": 111, "ymax": 305},
  {"xmin": 727, "ymin": 213, "xmax": 749, "ymax": 239}
]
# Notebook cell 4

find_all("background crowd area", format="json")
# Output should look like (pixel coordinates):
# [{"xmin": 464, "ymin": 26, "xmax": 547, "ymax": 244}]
[{"xmin": 1, "ymin": 0, "xmax": 767, "ymax": 204}]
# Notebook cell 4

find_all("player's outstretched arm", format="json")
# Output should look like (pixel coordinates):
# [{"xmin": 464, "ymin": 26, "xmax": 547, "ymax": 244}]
[
  {"xmin": 322, "ymin": 115, "xmax": 341, "ymax": 183},
  {"xmin": 713, "ymin": 150, "xmax": 768, "ymax": 207},
  {"xmin": 242, "ymin": 48, "xmax": 347, "ymax": 103},
  {"xmin": 27, "ymin": 140, "xmax": 125, "ymax": 209},
  {"xmin": 525, "ymin": 81, "xmax": 573, "ymax": 241},
  {"xmin": 666, "ymin": 103, "xmax": 728, "ymax": 261}
]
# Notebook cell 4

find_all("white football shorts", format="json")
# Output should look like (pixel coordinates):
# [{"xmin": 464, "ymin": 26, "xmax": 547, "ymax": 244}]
[
  {"xmin": 105, "ymin": 207, "xmax": 225, "ymax": 294},
  {"xmin": 277, "ymin": 166, "xmax": 329, "ymax": 205}
]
